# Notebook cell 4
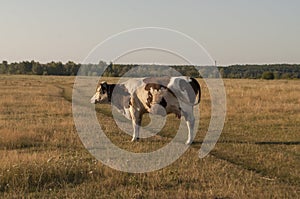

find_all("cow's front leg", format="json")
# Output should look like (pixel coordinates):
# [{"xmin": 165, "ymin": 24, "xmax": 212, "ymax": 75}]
[
  {"xmin": 131, "ymin": 119, "xmax": 141, "ymax": 141},
  {"xmin": 130, "ymin": 107, "xmax": 142, "ymax": 142}
]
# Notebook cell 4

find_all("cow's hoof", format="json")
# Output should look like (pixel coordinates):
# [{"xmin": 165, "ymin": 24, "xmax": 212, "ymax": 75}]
[
  {"xmin": 131, "ymin": 137, "xmax": 139, "ymax": 142},
  {"xmin": 185, "ymin": 140, "xmax": 192, "ymax": 145}
]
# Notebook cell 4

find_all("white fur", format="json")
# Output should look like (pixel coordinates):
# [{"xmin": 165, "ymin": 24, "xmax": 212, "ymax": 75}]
[{"xmin": 122, "ymin": 78, "xmax": 145, "ymax": 94}]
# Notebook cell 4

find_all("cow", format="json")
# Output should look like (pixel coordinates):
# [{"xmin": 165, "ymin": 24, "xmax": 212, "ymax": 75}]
[{"xmin": 90, "ymin": 76, "xmax": 201, "ymax": 144}]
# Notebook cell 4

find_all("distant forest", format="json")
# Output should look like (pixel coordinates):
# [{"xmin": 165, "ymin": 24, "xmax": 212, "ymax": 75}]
[{"xmin": 0, "ymin": 60, "xmax": 299, "ymax": 79}]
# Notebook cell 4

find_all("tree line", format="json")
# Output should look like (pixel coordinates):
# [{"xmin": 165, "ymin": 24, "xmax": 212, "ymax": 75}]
[
  {"xmin": 0, "ymin": 60, "xmax": 299, "ymax": 79},
  {"xmin": 219, "ymin": 64, "xmax": 300, "ymax": 79},
  {"xmin": 0, "ymin": 60, "xmax": 80, "ymax": 76}
]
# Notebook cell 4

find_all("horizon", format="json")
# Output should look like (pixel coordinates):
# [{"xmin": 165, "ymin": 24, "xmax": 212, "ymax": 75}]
[
  {"xmin": 1, "ymin": 59, "xmax": 300, "ymax": 67},
  {"xmin": 1, "ymin": 1, "xmax": 300, "ymax": 65}
]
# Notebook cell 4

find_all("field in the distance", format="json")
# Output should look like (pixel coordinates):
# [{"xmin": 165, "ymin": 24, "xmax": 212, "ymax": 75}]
[{"xmin": 0, "ymin": 75, "xmax": 299, "ymax": 198}]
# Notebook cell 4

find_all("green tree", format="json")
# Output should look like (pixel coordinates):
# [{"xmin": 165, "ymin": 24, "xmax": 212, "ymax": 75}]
[
  {"xmin": 262, "ymin": 71, "xmax": 275, "ymax": 80},
  {"xmin": 32, "ymin": 62, "xmax": 43, "ymax": 75},
  {"xmin": 0, "ymin": 61, "xmax": 8, "ymax": 74}
]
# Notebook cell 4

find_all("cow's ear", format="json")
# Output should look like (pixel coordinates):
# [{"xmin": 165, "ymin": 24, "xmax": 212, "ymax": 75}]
[{"xmin": 101, "ymin": 82, "xmax": 108, "ymax": 91}]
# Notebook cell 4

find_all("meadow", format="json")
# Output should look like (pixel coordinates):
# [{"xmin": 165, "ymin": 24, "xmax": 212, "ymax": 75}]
[{"xmin": 0, "ymin": 75, "xmax": 299, "ymax": 198}]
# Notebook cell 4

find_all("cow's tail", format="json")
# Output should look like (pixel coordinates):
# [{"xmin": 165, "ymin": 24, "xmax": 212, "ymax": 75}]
[{"xmin": 190, "ymin": 77, "xmax": 201, "ymax": 106}]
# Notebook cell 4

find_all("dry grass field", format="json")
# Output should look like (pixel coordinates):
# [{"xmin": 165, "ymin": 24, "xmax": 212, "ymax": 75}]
[{"xmin": 0, "ymin": 75, "xmax": 299, "ymax": 198}]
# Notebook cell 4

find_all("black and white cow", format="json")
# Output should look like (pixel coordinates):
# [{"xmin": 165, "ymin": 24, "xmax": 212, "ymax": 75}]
[{"xmin": 90, "ymin": 76, "xmax": 201, "ymax": 144}]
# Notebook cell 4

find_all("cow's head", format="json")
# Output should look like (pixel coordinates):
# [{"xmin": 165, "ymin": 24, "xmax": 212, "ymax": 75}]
[
  {"xmin": 90, "ymin": 82, "xmax": 110, "ymax": 104},
  {"xmin": 145, "ymin": 86, "xmax": 168, "ymax": 116}
]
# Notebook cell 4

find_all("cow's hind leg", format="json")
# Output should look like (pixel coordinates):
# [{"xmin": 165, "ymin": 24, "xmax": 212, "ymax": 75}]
[
  {"xmin": 131, "ymin": 120, "xmax": 140, "ymax": 142},
  {"xmin": 186, "ymin": 117, "xmax": 195, "ymax": 145},
  {"xmin": 183, "ymin": 106, "xmax": 195, "ymax": 145}
]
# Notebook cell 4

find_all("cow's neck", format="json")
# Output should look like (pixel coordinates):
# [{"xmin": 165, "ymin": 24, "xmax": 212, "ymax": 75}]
[{"xmin": 109, "ymin": 84, "xmax": 131, "ymax": 110}]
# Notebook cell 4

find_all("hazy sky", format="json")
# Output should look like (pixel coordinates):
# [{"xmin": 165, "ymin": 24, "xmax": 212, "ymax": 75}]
[{"xmin": 0, "ymin": 0, "xmax": 299, "ymax": 65}]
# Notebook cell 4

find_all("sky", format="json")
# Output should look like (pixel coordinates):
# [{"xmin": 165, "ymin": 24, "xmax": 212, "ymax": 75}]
[{"xmin": 0, "ymin": 0, "xmax": 299, "ymax": 65}]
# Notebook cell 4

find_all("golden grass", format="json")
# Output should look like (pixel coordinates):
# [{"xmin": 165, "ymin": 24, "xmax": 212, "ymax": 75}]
[{"xmin": 0, "ymin": 75, "xmax": 299, "ymax": 198}]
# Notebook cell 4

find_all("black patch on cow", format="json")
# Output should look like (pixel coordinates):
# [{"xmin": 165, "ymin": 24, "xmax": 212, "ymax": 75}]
[
  {"xmin": 179, "ymin": 78, "xmax": 201, "ymax": 104},
  {"xmin": 189, "ymin": 78, "xmax": 201, "ymax": 104},
  {"xmin": 159, "ymin": 97, "xmax": 167, "ymax": 108},
  {"xmin": 146, "ymin": 91, "xmax": 153, "ymax": 108},
  {"xmin": 106, "ymin": 84, "xmax": 115, "ymax": 102},
  {"xmin": 97, "ymin": 82, "xmax": 108, "ymax": 95},
  {"xmin": 143, "ymin": 77, "xmax": 179, "ymax": 100}
]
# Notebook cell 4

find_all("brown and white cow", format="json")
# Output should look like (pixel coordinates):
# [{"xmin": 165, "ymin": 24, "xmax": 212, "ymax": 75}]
[{"xmin": 90, "ymin": 76, "xmax": 201, "ymax": 144}]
